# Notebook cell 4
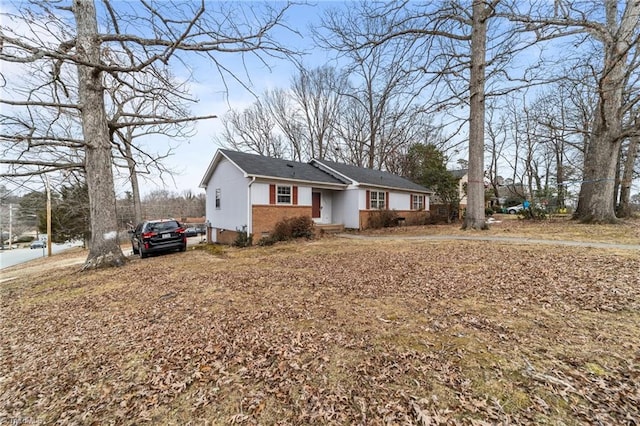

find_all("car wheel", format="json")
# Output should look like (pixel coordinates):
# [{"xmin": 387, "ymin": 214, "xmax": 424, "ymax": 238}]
[
  {"xmin": 508, "ymin": 209, "xmax": 516, "ymax": 214},
  {"xmin": 139, "ymin": 243, "xmax": 148, "ymax": 259},
  {"xmin": 132, "ymin": 243, "xmax": 138, "ymax": 255}
]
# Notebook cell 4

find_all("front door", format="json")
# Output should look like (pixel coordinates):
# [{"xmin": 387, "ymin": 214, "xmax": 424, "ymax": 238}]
[{"xmin": 312, "ymin": 192, "xmax": 321, "ymax": 218}]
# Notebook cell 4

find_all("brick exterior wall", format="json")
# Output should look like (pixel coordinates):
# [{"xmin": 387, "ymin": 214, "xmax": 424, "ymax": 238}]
[
  {"xmin": 359, "ymin": 209, "xmax": 430, "ymax": 229},
  {"xmin": 216, "ymin": 228, "xmax": 240, "ymax": 245},
  {"xmin": 252, "ymin": 205, "xmax": 312, "ymax": 239}
]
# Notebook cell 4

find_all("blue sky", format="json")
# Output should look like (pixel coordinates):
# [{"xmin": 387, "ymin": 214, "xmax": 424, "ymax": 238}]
[
  {"xmin": 130, "ymin": 1, "xmax": 342, "ymax": 197},
  {"xmin": 0, "ymin": 0, "xmax": 341, "ymax": 197}
]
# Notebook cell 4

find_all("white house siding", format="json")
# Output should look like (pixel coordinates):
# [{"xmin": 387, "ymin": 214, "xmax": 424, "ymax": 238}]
[
  {"xmin": 299, "ymin": 186, "xmax": 312, "ymax": 205},
  {"xmin": 389, "ymin": 192, "xmax": 410, "ymax": 211},
  {"xmin": 338, "ymin": 188, "xmax": 360, "ymax": 229},
  {"xmin": 251, "ymin": 182, "xmax": 270, "ymax": 205},
  {"xmin": 251, "ymin": 181, "xmax": 312, "ymax": 206},
  {"xmin": 206, "ymin": 158, "xmax": 250, "ymax": 240}
]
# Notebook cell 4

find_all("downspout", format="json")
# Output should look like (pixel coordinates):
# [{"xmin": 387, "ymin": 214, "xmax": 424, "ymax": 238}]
[{"xmin": 247, "ymin": 177, "xmax": 256, "ymax": 236}]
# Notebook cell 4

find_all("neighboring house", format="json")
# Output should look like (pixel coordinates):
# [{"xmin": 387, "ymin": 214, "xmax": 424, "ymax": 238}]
[
  {"xmin": 450, "ymin": 169, "xmax": 468, "ymax": 211},
  {"xmin": 199, "ymin": 149, "xmax": 432, "ymax": 244}
]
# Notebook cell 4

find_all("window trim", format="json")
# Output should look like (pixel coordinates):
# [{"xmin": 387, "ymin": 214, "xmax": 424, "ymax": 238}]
[
  {"xmin": 369, "ymin": 190, "xmax": 386, "ymax": 210},
  {"xmin": 215, "ymin": 188, "xmax": 221, "ymax": 209},
  {"xmin": 412, "ymin": 194, "xmax": 424, "ymax": 210},
  {"xmin": 276, "ymin": 184, "xmax": 292, "ymax": 205}
]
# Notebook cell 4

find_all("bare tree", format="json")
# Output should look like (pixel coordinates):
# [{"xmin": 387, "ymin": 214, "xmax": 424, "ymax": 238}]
[
  {"xmin": 106, "ymin": 70, "xmax": 216, "ymax": 224},
  {"xmin": 618, "ymin": 117, "xmax": 639, "ymax": 217},
  {"xmin": 289, "ymin": 65, "xmax": 347, "ymax": 160},
  {"xmin": 1, "ymin": 0, "xmax": 297, "ymax": 268},
  {"xmin": 504, "ymin": 0, "xmax": 640, "ymax": 222},
  {"xmin": 216, "ymin": 101, "xmax": 287, "ymax": 158},
  {"xmin": 317, "ymin": 1, "xmax": 441, "ymax": 171}
]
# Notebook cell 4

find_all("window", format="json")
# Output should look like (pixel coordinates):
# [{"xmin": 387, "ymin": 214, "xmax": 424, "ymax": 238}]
[
  {"xmin": 370, "ymin": 191, "xmax": 386, "ymax": 209},
  {"xmin": 277, "ymin": 185, "xmax": 292, "ymax": 204},
  {"xmin": 412, "ymin": 194, "xmax": 424, "ymax": 210},
  {"xmin": 215, "ymin": 188, "xmax": 221, "ymax": 209}
]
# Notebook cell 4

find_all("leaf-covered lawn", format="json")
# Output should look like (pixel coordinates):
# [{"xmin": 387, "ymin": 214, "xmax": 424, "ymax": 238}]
[{"xmin": 1, "ymin": 226, "xmax": 639, "ymax": 424}]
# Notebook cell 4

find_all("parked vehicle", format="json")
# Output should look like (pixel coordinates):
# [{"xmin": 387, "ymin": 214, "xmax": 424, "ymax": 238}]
[
  {"xmin": 184, "ymin": 227, "xmax": 198, "ymax": 237},
  {"xmin": 507, "ymin": 204, "xmax": 524, "ymax": 214},
  {"xmin": 30, "ymin": 240, "xmax": 46, "ymax": 249},
  {"xmin": 130, "ymin": 219, "xmax": 187, "ymax": 259}
]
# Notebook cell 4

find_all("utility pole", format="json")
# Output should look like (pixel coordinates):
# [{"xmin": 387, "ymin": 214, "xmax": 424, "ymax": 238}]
[
  {"xmin": 45, "ymin": 175, "xmax": 52, "ymax": 257},
  {"xmin": 8, "ymin": 203, "xmax": 12, "ymax": 250}
]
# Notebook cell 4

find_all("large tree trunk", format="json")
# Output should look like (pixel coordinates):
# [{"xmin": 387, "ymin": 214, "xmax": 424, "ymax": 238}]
[
  {"xmin": 463, "ymin": 0, "xmax": 488, "ymax": 230},
  {"xmin": 122, "ymin": 129, "xmax": 144, "ymax": 224},
  {"xmin": 618, "ymin": 126, "xmax": 639, "ymax": 217},
  {"xmin": 574, "ymin": 0, "xmax": 638, "ymax": 223},
  {"xmin": 74, "ymin": 0, "xmax": 126, "ymax": 269}
]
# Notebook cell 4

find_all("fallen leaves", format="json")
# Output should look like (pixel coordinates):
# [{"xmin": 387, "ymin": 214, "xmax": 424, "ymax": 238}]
[{"xmin": 1, "ymin": 234, "xmax": 639, "ymax": 424}]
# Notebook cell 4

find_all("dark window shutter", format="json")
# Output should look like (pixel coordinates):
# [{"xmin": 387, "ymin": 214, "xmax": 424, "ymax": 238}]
[
  {"xmin": 293, "ymin": 186, "xmax": 298, "ymax": 205},
  {"xmin": 269, "ymin": 184, "xmax": 276, "ymax": 204},
  {"xmin": 410, "ymin": 193, "xmax": 413, "ymax": 210},
  {"xmin": 386, "ymin": 191, "xmax": 389, "ymax": 209},
  {"xmin": 366, "ymin": 190, "xmax": 370, "ymax": 209}
]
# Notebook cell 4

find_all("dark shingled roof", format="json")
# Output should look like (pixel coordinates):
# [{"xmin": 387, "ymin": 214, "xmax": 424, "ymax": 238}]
[
  {"xmin": 449, "ymin": 169, "xmax": 468, "ymax": 179},
  {"xmin": 220, "ymin": 149, "xmax": 347, "ymax": 185},
  {"xmin": 313, "ymin": 159, "xmax": 431, "ymax": 193}
]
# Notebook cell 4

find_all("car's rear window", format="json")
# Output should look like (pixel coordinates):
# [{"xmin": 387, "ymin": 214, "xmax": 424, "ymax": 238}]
[{"xmin": 148, "ymin": 221, "xmax": 180, "ymax": 232}]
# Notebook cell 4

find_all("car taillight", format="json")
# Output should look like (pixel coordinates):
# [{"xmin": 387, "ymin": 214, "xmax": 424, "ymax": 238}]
[
  {"xmin": 176, "ymin": 227, "xmax": 185, "ymax": 234},
  {"xmin": 142, "ymin": 232, "xmax": 156, "ymax": 239}
]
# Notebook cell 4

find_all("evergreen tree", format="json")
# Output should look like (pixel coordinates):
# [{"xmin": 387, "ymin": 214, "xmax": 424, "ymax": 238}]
[{"xmin": 405, "ymin": 144, "xmax": 460, "ymax": 222}]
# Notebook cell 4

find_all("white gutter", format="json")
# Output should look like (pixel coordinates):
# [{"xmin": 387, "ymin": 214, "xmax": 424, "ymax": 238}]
[
  {"xmin": 245, "ymin": 173, "xmax": 348, "ymax": 189},
  {"xmin": 247, "ymin": 176, "xmax": 256, "ymax": 235}
]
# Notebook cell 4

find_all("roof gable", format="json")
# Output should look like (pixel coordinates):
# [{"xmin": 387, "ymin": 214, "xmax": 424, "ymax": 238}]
[{"xmin": 200, "ymin": 149, "xmax": 347, "ymax": 187}]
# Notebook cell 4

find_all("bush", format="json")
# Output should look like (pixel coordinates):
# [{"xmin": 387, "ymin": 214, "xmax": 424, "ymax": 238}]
[
  {"xmin": 367, "ymin": 209, "xmax": 399, "ymax": 229},
  {"xmin": 485, "ymin": 208, "xmax": 494, "ymax": 216},
  {"xmin": 233, "ymin": 228, "xmax": 253, "ymax": 247},
  {"xmin": 257, "ymin": 235, "xmax": 278, "ymax": 246},
  {"xmin": 518, "ymin": 207, "xmax": 547, "ymax": 220},
  {"xmin": 17, "ymin": 235, "xmax": 36, "ymax": 243},
  {"xmin": 272, "ymin": 216, "xmax": 315, "ymax": 241}
]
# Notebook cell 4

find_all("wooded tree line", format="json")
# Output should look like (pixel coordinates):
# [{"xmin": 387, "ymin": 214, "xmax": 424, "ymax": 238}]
[
  {"xmin": 1, "ymin": 184, "xmax": 204, "ymax": 244},
  {"xmin": 219, "ymin": 1, "xmax": 639, "ymax": 224},
  {"xmin": 1, "ymin": 0, "xmax": 638, "ymax": 268}
]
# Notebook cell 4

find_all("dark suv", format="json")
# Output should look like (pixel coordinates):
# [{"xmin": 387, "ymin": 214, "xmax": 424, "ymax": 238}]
[{"xmin": 130, "ymin": 219, "xmax": 187, "ymax": 258}]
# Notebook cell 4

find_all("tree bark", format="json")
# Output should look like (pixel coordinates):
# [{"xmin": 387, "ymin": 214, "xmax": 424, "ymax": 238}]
[
  {"xmin": 463, "ymin": 0, "xmax": 489, "ymax": 230},
  {"xmin": 618, "ymin": 126, "xmax": 639, "ymax": 217},
  {"xmin": 122, "ymin": 128, "xmax": 144, "ymax": 224},
  {"xmin": 574, "ymin": 0, "xmax": 638, "ymax": 223},
  {"xmin": 74, "ymin": 0, "xmax": 126, "ymax": 268}
]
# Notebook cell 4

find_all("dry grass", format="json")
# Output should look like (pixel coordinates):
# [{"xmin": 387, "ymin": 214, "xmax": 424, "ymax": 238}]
[
  {"xmin": 1, "ymin": 220, "xmax": 639, "ymax": 425},
  {"xmin": 362, "ymin": 214, "xmax": 640, "ymax": 245}
]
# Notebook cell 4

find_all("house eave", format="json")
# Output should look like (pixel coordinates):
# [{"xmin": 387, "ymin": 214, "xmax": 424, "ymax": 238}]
[
  {"xmin": 249, "ymin": 174, "xmax": 348, "ymax": 189},
  {"xmin": 361, "ymin": 183, "xmax": 433, "ymax": 194}
]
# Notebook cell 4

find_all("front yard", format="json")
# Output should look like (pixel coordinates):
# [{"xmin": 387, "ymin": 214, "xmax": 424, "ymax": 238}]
[{"xmin": 1, "ymin": 219, "xmax": 639, "ymax": 424}]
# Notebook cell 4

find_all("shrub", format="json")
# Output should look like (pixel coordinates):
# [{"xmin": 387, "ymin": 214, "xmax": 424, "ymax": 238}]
[
  {"xmin": 257, "ymin": 235, "xmax": 278, "ymax": 246},
  {"xmin": 367, "ymin": 209, "xmax": 399, "ymax": 229},
  {"xmin": 485, "ymin": 208, "xmax": 495, "ymax": 216},
  {"xmin": 518, "ymin": 207, "xmax": 547, "ymax": 220},
  {"xmin": 17, "ymin": 235, "xmax": 36, "ymax": 243},
  {"xmin": 272, "ymin": 216, "xmax": 315, "ymax": 241},
  {"xmin": 233, "ymin": 227, "xmax": 253, "ymax": 247}
]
